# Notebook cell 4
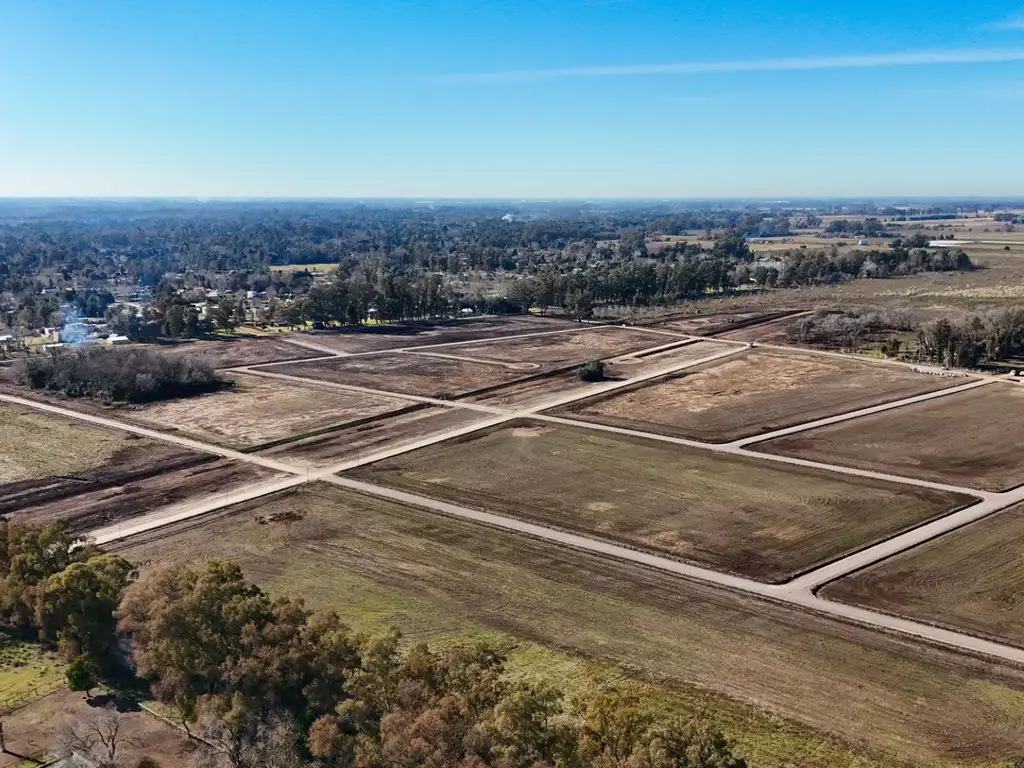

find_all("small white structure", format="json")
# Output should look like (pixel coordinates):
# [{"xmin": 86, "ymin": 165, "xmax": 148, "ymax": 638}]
[
  {"xmin": 107, "ymin": 334, "xmax": 131, "ymax": 345},
  {"xmin": 857, "ymin": 239, "xmax": 869, "ymax": 246}
]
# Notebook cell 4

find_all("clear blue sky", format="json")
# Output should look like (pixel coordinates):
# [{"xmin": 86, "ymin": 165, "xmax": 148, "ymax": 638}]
[{"xmin": 3, "ymin": 0, "xmax": 1024, "ymax": 198}]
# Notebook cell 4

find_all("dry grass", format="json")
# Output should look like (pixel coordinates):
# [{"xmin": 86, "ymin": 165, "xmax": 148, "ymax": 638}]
[
  {"xmin": 129, "ymin": 373, "xmax": 409, "ymax": 448},
  {"xmin": 757, "ymin": 382, "xmax": 1024, "ymax": 492},
  {"xmin": 454, "ymin": 327, "xmax": 669, "ymax": 366},
  {"xmin": 0, "ymin": 404, "xmax": 139, "ymax": 484},
  {"xmin": 347, "ymin": 420, "xmax": 972, "ymax": 582},
  {"xmin": 117, "ymin": 484, "xmax": 1024, "ymax": 767}
]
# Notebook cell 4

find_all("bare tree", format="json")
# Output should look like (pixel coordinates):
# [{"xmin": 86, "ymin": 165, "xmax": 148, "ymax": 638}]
[{"xmin": 57, "ymin": 707, "xmax": 142, "ymax": 768}]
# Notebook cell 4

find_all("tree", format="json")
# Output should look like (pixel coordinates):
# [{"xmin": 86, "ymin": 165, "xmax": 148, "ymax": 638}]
[
  {"xmin": 577, "ymin": 359, "xmax": 605, "ymax": 382},
  {"xmin": 57, "ymin": 707, "xmax": 141, "ymax": 768},
  {"xmin": 43, "ymin": 554, "xmax": 138, "ymax": 664},
  {"xmin": 214, "ymin": 298, "xmax": 235, "ymax": 331},
  {"xmin": 66, "ymin": 655, "xmax": 100, "ymax": 698}
]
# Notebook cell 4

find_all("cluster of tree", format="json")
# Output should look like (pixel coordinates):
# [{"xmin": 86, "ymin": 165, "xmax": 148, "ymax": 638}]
[
  {"xmin": 915, "ymin": 308, "xmax": 1024, "ymax": 368},
  {"xmin": 0, "ymin": 519, "xmax": 136, "ymax": 672},
  {"xmin": 119, "ymin": 559, "xmax": 749, "ymax": 768},
  {"xmin": 824, "ymin": 218, "xmax": 886, "ymax": 237},
  {"xmin": 18, "ymin": 346, "xmax": 231, "ymax": 404},
  {"xmin": 503, "ymin": 243, "xmax": 971, "ymax": 317},
  {"xmin": 787, "ymin": 307, "xmax": 913, "ymax": 352}
]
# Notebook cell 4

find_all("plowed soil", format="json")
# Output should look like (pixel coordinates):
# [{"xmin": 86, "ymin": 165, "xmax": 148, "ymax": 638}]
[
  {"xmin": 757, "ymin": 382, "xmax": 1024, "ymax": 491},
  {"xmin": 347, "ymin": 420, "xmax": 972, "ymax": 582},
  {"xmin": 822, "ymin": 502, "xmax": 1024, "ymax": 647},
  {"xmin": 555, "ymin": 349, "xmax": 957, "ymax": 442}
]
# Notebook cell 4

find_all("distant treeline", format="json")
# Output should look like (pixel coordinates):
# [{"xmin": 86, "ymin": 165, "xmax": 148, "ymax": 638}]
[
  {"xmin": 19, "ymin": 346, "xmax": 231, "ymax": 403},
  {"xmin": 503, "ymin": 240, "xmax": 972, "ymax": 317}
]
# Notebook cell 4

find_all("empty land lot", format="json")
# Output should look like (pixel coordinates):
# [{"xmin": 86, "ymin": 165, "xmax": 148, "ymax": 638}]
[
  {"xmin": 649, "ymin": 310, "xmax": 802, "ymax": 337},
  {"xmin": 452, "ymin": 327, "xmax": 669, "ymax": 366},
  {"xmin": 129, "ymin": 373, "xmax": 410, "ymax": 448},
  {"xmin": 0, "ymin": 402, "xmax": 143, "ymax": 484},
  {"xmin": 117, "ymin": 484, "xmax": 1024, "ymax": 768},
  {"xmin": 292, "ymin": 315, "xmax": 580, "ymax": 354},
  {"xmin": 347, "ymin": 421, "xmax": 972, "ymax": 582},
  {"xmin": 152, "ymin": 336, "xmax": 321, "ymax": 368},
  {"xmin": 757, "ymin": 382, "xmax": 1024, "ymax": 492},
  {"xmin": 822, "ymin": 502, "xmax": 1024, "ymax": 647},
  {"xmin": 261, "ymin": 405, "xmax": 487, "ymax": 468},
  {"xmin": 554, "ymin": 349, "xmax": 957, "ymax": 442},
  {"xmin": 271, "ymin": 352, "xmax": 536, "ymax": 398}
]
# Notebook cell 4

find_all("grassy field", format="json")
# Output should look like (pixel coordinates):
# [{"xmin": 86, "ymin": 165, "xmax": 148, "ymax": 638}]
[
  {"xmin": 347, "ymin": 420, "xmax": 972, "ymax": 582},
  {"xmin": 758, "ymin": 382, "xmax": 1024, "ymax": 492},
  {"xmin": 151, "ymin": 336, "xmax": 320, "ymax": 368},
  {"xmin": 822, "ymin": 502, "xmax": 1024, "ymax": 647},
  {"xmin": 118, "ymin": 484, "xmax": 1024, "ymax": 768},
  {"xmin": 555, "ymin": 349, "xmax": 957, "ymax": 442},
  {"xmin": 0, "ymin": 404, "xmax": 140, "ymax": 484},
  {"xmin": 130, "ymin": 373, "xmax": 409, "ymax": 449},
  {"xmin": 0, "ymin": 634, "xmax": 65, "ymax": 707}
]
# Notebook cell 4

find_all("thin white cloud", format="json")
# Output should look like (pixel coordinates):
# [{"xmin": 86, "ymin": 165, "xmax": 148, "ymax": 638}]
[
  {"xmin": 439, "ymin": 48, "xmax": 1024, "ymax": 83},
  {"xmin": 988, "ymin": 17, "xmax": 1024, "ymax": 29}
]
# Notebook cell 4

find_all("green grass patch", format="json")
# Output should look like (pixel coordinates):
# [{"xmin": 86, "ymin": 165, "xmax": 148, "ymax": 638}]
[{"xmin": 0, "ymin": 633, "xmax": 66, "ymax": 707}]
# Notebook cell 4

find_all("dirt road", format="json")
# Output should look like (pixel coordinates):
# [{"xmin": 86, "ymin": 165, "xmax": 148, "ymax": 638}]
[{"xmin": 11, "ymin": 329, "xmax": 1024, "ymax": 666}]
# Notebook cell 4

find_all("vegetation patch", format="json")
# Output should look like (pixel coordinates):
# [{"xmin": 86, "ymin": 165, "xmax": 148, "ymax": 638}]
[{"xmin": 19, "ymin": 346, "xmax": 232, "ymax": 404}]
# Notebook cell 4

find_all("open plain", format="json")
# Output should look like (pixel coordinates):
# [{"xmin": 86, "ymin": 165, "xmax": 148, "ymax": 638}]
[{"xmin": 7, "ymin": 310, "xmax": 1024, "ymax": 768}]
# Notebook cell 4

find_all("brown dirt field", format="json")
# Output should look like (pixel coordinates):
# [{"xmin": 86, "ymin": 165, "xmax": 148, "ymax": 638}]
[
  {"xmin": 452, "ymin": 327, "xmax": 669, "ymax": 366},
  {"xmin": 556, "ymin": 349, "xmax": 958, "ymax": 443},
  {"xmin": 757, "ymin": 382, "xmax": 1024, "ymax": 492},
  {"xmin": 649, "ymin": 310, "xmax": 804, "ymax": 337},
  {"xmin": 118, "ymin": 484, "xmax": 1024, "ymax": 767},
  {"xmin": 822, "ymin": 502, "xmax": 1024, "ymax": 647},
  {"xmin": 10, "ymin": 459, "xmax": 279, "ymax": 532},
  {"xmin": 271, "ymin": 352, "xmax": 533, "ymax": 398},
  {"xmin": 150, "ymin": 336, "xmax": 322, "ymax": 368},
  {"xmin": 0, "ymin": 688, "xmax": 194, "ymax": 767},
  {"xmin": 717, "ymin": 315, "xmax": 803, "ymax": 343},
  {"xmin": 127, "ymin": 373, "xmax": 409, "ymax": 449},
  {"xmin": 347, "ymin": 420, "xmax": 972, "ymax": 582},
  {"xmin": 293, "ymin": 315, "xmax": 580, "ymax": 354},
  {"xmin": 262, "ymin": 405, "xmax": 486, "ymax": 468}
]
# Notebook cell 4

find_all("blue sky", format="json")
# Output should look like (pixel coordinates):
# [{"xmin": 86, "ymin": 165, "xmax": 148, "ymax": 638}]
[{"xmin": 2, "ymin": 0, "xmax": 1024, "ymax": 197}]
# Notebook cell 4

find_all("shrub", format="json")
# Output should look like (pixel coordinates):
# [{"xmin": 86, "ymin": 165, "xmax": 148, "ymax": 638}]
[{"xmin": 577, "ymin": 359, "xmax": 606, "ymax": 382}]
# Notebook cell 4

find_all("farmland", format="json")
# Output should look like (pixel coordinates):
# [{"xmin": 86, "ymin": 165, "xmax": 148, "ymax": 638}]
[
  {"xmin": 554, "ymin": 348, "xmax": 959, "ymax": 442},
  {"xmin": 129, "ymin": 373, "xmax": 409, "ymax": 448},
  {"xmin": 757, "ymin": 382, "xmax": 1024, "ymax": 491},
  {"xmin": 347, "ymin": 420, "xmax": 972, "ymax": 582},
  {"xmin": 822, "ymin": 502, "xmax": 1024, "ymax": 647},
  {"xmin": 117, "ymin": 484, "xmax": 1024, "ymax": 768},
  {"xmin": 452, "ymin": 326, "xmax": 671, "ymax": 366}
]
